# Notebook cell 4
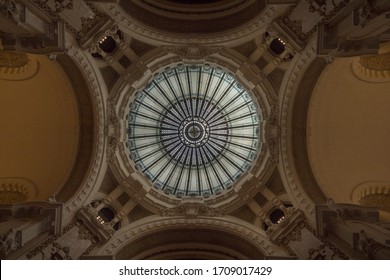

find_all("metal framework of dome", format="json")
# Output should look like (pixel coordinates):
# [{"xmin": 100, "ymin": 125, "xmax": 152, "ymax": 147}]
[{"xmin": 127, "ymin": 64, "xmax": 261, "ymax": 197}]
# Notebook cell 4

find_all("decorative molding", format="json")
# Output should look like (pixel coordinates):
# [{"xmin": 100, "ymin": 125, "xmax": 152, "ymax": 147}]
[
  {"xmin": 351, "ymin": 181, "xmax": 390, "ymax": 203},
  {"xmin": 26, "ymin": 234, "xmax": 59, "ymax": 259},
  {"xmin": 77, "ymin": 223, "xmax": 96, "ymax": 242},
  {"xmin": 281, "ymin": 220, "xmax": 304, "ymax": 244},
  {"xmin": 352, "ymin": 55, "xmax": 390, "ymax": 83},
  {"xmin": 0, "ymin": 51, "xmax": 28, "ymax": 68},
  {"xmin": 51, "ymin": 241, "xmax": 72, "ymax": 260},
  {"xmin": 0, "ymin": 0, "xmax": 22, "ymax": 24},
  {"xmin": 106, "ymin": 99, "xmax": 119, "ymax": 126},
  {"xmin": 356, "ymin": 230, "xmax": 387, "ymax": 259},
  {"xmin": 356, "ymin": 0, "xmax": 390, "ymax": 27},
  {"xmin": 82, "ymin": 242, "xmax": 98, "ymax": 256},
  {"xmin": 266, "ymin": 208, "xmax": 305, "ymax": 244},
  {"xmin": 106, "ymin": 136, "xmax": 118, "ymax": 164},
  {"xmin": 0, "ymin": 228, "xmax": 19, "ymax": 259},
  {"xmin": 276, "ymin": 0, "xmax": 350, "ymax": 49},
  {"xmin": 360, "ymin": 53, "xmax": 390, "ymax": 71},
  {"xmin": 30, "ymin": 0, "xmax": 62, "ymax": 20},
  {"xmin": 267, "ymin": 138, "xmax": 279, "ymax": 164},
  {"xmin": 95, "ymin": 215, "xmax": 287, "ymax": 257},
  {"xmin": 105, "ymin": 100, "xmax": 119, "ymax": 163},
  {"xmin": 161, "ymin": 46, "xmax": 224, "ymax": 59},
  {"xmin": 359, "ymin": 194, "xmax": 390, "ymax": 211},
  {"xmin": 0, "ymin": 177, "xmax": 38, "ymax": 203},
  {"xmin": 199, "ymin": 46, "xmax": 224, "ymax": 57},
  {"xmin": 160, "ymin": 201, "xmax": 225, "ymax": 218},
  {"xmin": 278, "ymin": 38, "xmax": 317, "ymax": 223},
  {"xmin": 101, "ymin": 4, "xmax": 276, "ymax": 46},
  {"xmin": 318, "ymin": 237, "xmax": 350, "ymax": 260},
  {"xmin": 351, "ymin": 181, "xmax": 390, "ymax": 211},
  {"xmin": 77, "ymin": 14, "xmax": 116, "ymax": 49},
  {"xmin": 0, "ymin": 54, "xmax": 39, "ymax": 81},
  {"xmin": 76, "ymin": 206, "xmax": 115, "ymax": 242},
  {"xmin": 162, "ymin": 46, "xmax": 187, "ymax": 57},
  {"xmin": 268, "ymin": 68, "xmax": 285, "ymax": 92},
  {"xmin": 62, "ymin": 34, "xmax": 107, "ymax": 224}
]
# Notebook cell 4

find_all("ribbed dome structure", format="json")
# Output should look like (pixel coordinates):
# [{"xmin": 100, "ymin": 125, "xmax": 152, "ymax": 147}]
[{"xmin": 128, "ymin": 64, "xmax": 261, "ymax": 197}]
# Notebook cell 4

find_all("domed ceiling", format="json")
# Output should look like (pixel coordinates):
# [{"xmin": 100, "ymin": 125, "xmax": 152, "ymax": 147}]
[
  {"xmin": 0, "ymin": 55, "xmax": 79, "ymax": 201},
  {"xmin": 119, "ymin": 0, "xmax": 266, "ymax": 34},
  {"xmin": 307, "ymin": 57, "xmax": 390, "ymax": 203},
  {"xmin": 127, "ymin": 64, "xmax": 261, "ymax": 197}
]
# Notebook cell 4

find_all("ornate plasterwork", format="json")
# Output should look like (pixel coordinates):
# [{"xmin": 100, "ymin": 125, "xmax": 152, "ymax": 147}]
[
  {"xmin": 160, "ymin": 200, "xmax": 225, "ymax": 218},
  {"xmin": 106, "ymin": 136, "xmax": 118, "ymax": 164},
  {"xmin": 0, "ymin": 228, "xmax": 19, "ymax": 259},
  {"xmin": 265, "ymin": 97, "xmax": 280, "ymax": 164},
  {"xmin": 0, "ymin": 54, "xmax": 39, "ymax": 81},
  {"xmin": 62, "ymin": 34, "xmax": 107, "ymax": 225},
  {"xmin": 76, "ymin": 207, "xmax": 115, "ymax": 243},
  {"xmin": 266, "ymin": 208, "xmax": 305, "ymax": 244},
  {"xmin": 94, "ymin": 215, "xmax": 288, "ymax": 257},
  {"xmin": 360, "ymin": 53, "xmax": 390, "ymax": 71},
  {"xmin": 351, "ymin": 181, "xmax": 390, "ymax": 203},
  {"xmin": 105, "ymin": 100, "xmax": 120, "ymax": 163},
  {"xmin": 351, "ymin": 181, "xmax": 390, "ymax": 210},
  {"xmin": 278, "ymin": 38, "xmax": 317, "ymax": 224},
  {"xmin": 280, "ymin": 220, "xmax": 304, "ymax": 245},
  {"xmin": 0, "ymin": 177, "xmax": 38, "ymax": 203},
  {"xmin": 356, "ymin": 0, "xmax": 390, "ymax": 27},
  {"xmin": 0, "ymin": 51, "xmax": 28, "ymax": 68},
  {"xmin": 0, "ymin": 0, "xmax": 22, "ymax": 24},
  {"xmin": 29, "ymin": 0, "xmax": 64, "ymax": 20},
  {"xmin": 77, "ymin": 14, "xmax": 116, "ymax": 50},
  {"xmin": 162, "ymin": 46, "xmax": 224, "ymax": 59},
  {"xmin": 99, "ymin": 3, "xmax": 276, "ymax": 46},
  {"xmin": 77, "ymin": 222, "xmax": 96, "ymax": 242},
  {"xmin": 276, "ymin": 0, "xmax": 351, "ymax": 48},
  {"xmin": 26, "ymin": 234, "xmax": 59, "ymax": 259},
  {"xmin": 351, "ymin": 55, "xmax": 390, "ymax": 83},
  {"xmin": 267, "ymin": 138, "xmax": 279, "ymax": 164},
  {"xmin": 356, "ymin": 230, "xmax": 387, "ymax": 259}
]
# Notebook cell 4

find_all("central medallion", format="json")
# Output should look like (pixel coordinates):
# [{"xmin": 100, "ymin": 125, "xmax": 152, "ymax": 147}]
[
  {"xmin": 160, "ymin": 98, "xmax": 228, "ymax": 166},
  {"xmin": 180, "ymin": 117, "xmax": 209, "ymax": 146}
]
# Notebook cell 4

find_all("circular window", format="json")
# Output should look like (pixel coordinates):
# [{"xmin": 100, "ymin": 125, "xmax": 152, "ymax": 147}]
[{"xmin": 128, "ymin": 65, "xmax": 261, "ymax": 197}]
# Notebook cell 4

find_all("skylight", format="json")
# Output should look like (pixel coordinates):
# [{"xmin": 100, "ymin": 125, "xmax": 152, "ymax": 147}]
[{"xmin": 127, "ymin": 64, "xmax": 261, "ymax": 197}]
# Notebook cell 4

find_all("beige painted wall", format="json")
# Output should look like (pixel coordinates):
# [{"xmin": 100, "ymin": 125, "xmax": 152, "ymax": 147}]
[
  {"xmin": 0, "ymin": 55, "xmax": 79, "ymax": 201},
  {"xmin": 307, "ymin": 57, "xmax": 390, "ymax": 203}
]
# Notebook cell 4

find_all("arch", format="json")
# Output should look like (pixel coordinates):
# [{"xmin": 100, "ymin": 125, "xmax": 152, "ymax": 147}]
[
  {"xmin": 0, "ymin": 54, "xmax": 80, "ymax": 201},
  {"xmin": 94, "ymin": 215, "xmax": 287, "ymax": 258},
  {"xmin": 101, "ymin": 4, "xmax": 275, "ymax": 46},
  {"xmin": 278, "ymin": 38, "xmax": 326, "ymax": 225},
  {"xmin": 61, "ymin": 35, "xmax": 109, "ymax": 224}
]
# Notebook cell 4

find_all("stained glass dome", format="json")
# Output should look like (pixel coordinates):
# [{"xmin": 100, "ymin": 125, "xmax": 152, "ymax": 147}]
[{"xmin": 127, "ymin": 64, "xmax": 261, "ymax": 197}]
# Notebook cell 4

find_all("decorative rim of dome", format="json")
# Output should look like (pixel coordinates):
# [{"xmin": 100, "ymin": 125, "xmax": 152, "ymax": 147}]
[
  {"xmin": 118, "ymin": 0, "xmax": 265, "ymax": 34},
  {"xmin": 127, "ymin": 64, "xmax": 261, "ymax": 198},
  {"xmin": 133, "ymin": 0, "xmax": 253, "ymax": 18},
  {"xmin": 102, "ymin": 3, "xmax": 274, "ymax": 46}
]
